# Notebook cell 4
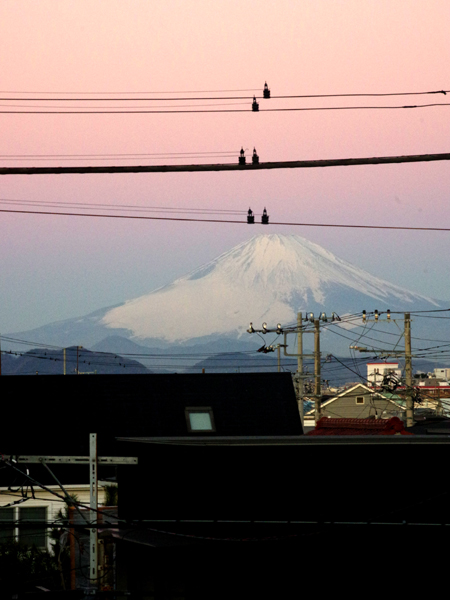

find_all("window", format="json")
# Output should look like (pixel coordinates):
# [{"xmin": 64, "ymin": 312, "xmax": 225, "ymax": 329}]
[
  {"xmin": 185, "ymin": 407, "xmax": 216, "ymax": 432},
  {"xmin": 356, "ymin": 396, "xmax": 365, "ymax": 405},
  {"xmin": 0, "ymin": 506, "xmax": 48, "ymax": 548}
]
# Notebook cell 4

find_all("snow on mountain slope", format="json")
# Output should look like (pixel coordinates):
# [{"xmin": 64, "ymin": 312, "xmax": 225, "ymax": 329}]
[{"xmin": 101, "ymin": 234, "xmax": 440, "ymax": 343}]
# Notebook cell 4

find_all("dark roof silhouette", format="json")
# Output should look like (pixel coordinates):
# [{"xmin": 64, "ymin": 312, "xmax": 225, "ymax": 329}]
[{"xmin": 1, "ymin": 372, "xmax": 301, "ymax": 456}]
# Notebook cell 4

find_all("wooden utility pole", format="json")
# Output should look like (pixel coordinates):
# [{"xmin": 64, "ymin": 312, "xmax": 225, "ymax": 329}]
[
  {"xmin": 352, "ymin": 310, "xmax": 415, "ymax": 426},
  {"xmin": 282, "ymin": 312, "xmax": 326, "ymax": 424},
  {"xmin": 314, "ymin": 319, "xmax": 322, "ymax": 422},
  {"xmin": 404, "ymin": 313, "xmax": 413, "ymax": 427},
  {"xmin": 282, "ymin": 312, "xmax": 312, "ymax": 423},
  {"xmin": 248, "ymin": 312, "xmax": 326, "ymax": 425},
  {"xmin": 297, "ymin": 313, "xmax": 304, "ymax": 422}
]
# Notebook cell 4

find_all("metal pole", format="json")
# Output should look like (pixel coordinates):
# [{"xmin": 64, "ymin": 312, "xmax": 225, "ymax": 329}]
[
  {"xmin": 297, "ymin": 313, "xmax": 304, "ymax": 423},
  {"xmin": 314, "ymin": 319, "xmax": 321, "ymax": 423},
  {"xmin": 89, "ymin": 433, "xmax": 98, "ymax": 588},
  {"xmin": 405, "ymin": 313, "xmax": 414, "ymax": 427}
]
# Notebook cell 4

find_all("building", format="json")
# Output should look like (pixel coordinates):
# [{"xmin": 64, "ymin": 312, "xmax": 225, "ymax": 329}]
[
  {"xmin": 434, "ymin": 367, "xmax": 450, "ymax": 380},
  {"xmin": 367, "ymin": 361, "xmax": 402, "ymax": 387},
  {"xmin": 303, "ymin": 382, "xmax": 405, "ymax": 426},
  {"xmin": 307, "ymin": 416, "xmax": 412, "ymax": 436},
  {"xmin": 0, "ymin": 484, "xmax": 108, "ymax": 553},
  {"xmin": 2, "ymin": 373, "xmax": 450, "ymax": 597}
]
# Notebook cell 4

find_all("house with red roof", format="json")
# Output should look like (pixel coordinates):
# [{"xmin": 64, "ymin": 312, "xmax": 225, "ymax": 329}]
[
  {"xmin": 303, "ymin": 382, "xmax": 405, "ymax": 427},
  {"xmin": 307, "ymin": 416, "xmax": 412, "ymax": 436}
]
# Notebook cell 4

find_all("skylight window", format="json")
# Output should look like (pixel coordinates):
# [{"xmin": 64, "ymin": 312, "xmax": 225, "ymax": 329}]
[{"xmin": 185, "ymin": 407, "xmax": 215, "ymax": 432}]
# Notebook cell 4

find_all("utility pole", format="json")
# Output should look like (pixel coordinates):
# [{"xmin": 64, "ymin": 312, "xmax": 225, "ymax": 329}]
[
  {"xmin": 297, "ymin": 313, "xmax": 304, "ymax": 422},
  {"xmin": 246, "ymin": 312, "xmax": 337, "ymax": 425},
  {"xmin": 275, "ymin": 344, "xmax": 287, "ymax": 372},
  {"xmin": 351, "ymin": 310, "xmax": 415, "ymax": 426},
  {"xmin": 76, "ymin": 347, "xmax": 81, "ymax": 375},
  {"xmin": 404, "ymin": 312, "xmax": 413, "ymax": 427},
  {"xmin": 314, "ymin": 319, "xmax": 321, "ymax": 422},
  {"xmin": 282, "ymin": 312, "xmax": 316, "ymax": 424}
]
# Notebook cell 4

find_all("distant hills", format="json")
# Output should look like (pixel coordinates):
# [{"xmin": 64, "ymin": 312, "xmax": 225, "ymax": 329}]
[
  {"xmin": 1, "ymin": 345, "xmax": 439, "ymax": 389},
  {"xmin": 1, "ymin": 346, "xmax": 151, "ymax": 376}
]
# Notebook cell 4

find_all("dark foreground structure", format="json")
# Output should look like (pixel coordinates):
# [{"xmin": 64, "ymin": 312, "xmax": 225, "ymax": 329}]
[{"xmin": 1, "ymin": 373, "xmax": 450, "ymax": 598}]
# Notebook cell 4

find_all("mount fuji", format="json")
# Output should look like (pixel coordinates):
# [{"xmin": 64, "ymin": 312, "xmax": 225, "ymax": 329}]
[
  {"xmin": 8, "ymin": 234, "xmax": 446, "ymax": 356},
  {"xmin": 101, "ymin": 234, "xmax": 441, "ymax": 342}
]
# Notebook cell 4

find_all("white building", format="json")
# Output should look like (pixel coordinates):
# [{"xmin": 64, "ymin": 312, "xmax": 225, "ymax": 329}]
[
  {"xmin": 433, "ymin": 367, "xmax": 450, "ymax": 381},
  {"xmin": 367, "ymin": 362, "xmax": 402, "ymax": 388},
  {"xmin": 0, "ymin": 484, "xmax": 108, "ymax": 552}
]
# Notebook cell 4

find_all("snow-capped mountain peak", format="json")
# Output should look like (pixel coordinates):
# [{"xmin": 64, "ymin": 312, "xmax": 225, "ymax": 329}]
[{"xmin": 101, "ymin": 234, "xmax": 439, "ymax": 343}]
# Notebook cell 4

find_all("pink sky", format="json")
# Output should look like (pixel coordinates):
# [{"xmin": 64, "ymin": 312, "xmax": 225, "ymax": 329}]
[{"xmin": 1, "ymin": 1, "xmax": 450, "ymax": 331}]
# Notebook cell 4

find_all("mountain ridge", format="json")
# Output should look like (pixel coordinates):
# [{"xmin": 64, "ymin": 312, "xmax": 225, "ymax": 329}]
[
  {"xmin": 5, "ymin": 234, "xmax": 446, "ymax": 356},
  {"xmin": 101, "ymin": 233, "xmax": 441, "ymax": 342}
]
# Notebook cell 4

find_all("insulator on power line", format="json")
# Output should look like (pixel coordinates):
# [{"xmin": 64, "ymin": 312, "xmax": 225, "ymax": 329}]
[
  {"xmin": 362, "ymin": 310, "xmax": 366, "ymax": 323},
  {"xmin": 320, "ymin": 312, "xmax": 327, "ymax": 322},
  {"xmin": 261, "ymin": 208, "xmax": 269, "ymax": 224},
  {"xmin": 252, "ymin": 96, "xmax": 259, "ymax": 111},
  {"xmin": 239, "ymin": 147, "xmax": 246, "ymax": 165},
  {"xmin": 263, "ymin": 82, "xmax": 270, "ymax": 99},
  {"xmin": 375, "ymin": 310, "xmax": 379, "ymax": 321},
  {"xmin": 247, "ymin": 208, "xmax": 255, "ymax": 224},
  {"xmin": 262, "ymin": 322, "xmax": 268, "ymax": 333},
  {"xmin": 332, "ymin": 312, "xmax": 341, "ymax": 322},
  {"xmin": 276, "ymin": 323, "xmax": 283, "ymax": 334},
  {"xmin": 387, "ymin": 309, "xmax": 391, "ymax": 321},
  {"xmin": 247, "ymin": 322, "xmax": 255, "ymax": 333},
  {"xmin": 252, "ymin": 148, "xmax": 259, "ymax": 164}
]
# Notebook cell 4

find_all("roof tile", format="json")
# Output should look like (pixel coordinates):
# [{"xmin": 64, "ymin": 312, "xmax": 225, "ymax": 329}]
[{"xmin": 307, "ymin": 416, "xmax": 412, "ymax": 436}]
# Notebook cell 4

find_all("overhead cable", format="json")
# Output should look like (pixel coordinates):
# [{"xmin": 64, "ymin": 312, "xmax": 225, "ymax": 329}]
[
  {"xmin": 2, "ymin": 151, "xmax": 450, "ymax": 174},
  {"xmin": 0, "ymin": 207, "xmax": 449, "ymax": 232},
  {"xmin": 1, "ymin": 102, "xmax": 449, "ymax": 114},
  {"xmin": 0, "ymin": 88, "xmax": 447, "ymax": 101}
]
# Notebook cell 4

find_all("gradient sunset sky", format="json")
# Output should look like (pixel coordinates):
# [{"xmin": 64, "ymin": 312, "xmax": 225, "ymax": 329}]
[{"xmin": 1, "ymin": 1, "xmax": 450, "ymax": 332}]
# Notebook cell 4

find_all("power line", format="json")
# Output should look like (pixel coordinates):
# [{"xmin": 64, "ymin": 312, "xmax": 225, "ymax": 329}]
[
  {"xmin": 2, "ymin": 151, "xmax": 450, "ymax": 174},
  {"xmin": 0, "ymin": 88, "xmax": 260, "ymax": 95},
  {"xmin": 0, "ymin": 88, "xmax": 447, "ymax": 101},
  {"xmin": 0, "ymin": 199, "xmax": 246, "ymax": 216},
  {"xmin": 1, "ymin": 207, "xmax": 449, "ymax": 232},
  {"xmin": 0, "ymin": 101, "xmax": 249, "ymax": 110},
  {"xmin": 0, "ymin": 150, "xmax": 238, "ymax": 159},
  {"xmin": 1, "ymin": 102, "xmax": 449, "ymax": 114}
]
